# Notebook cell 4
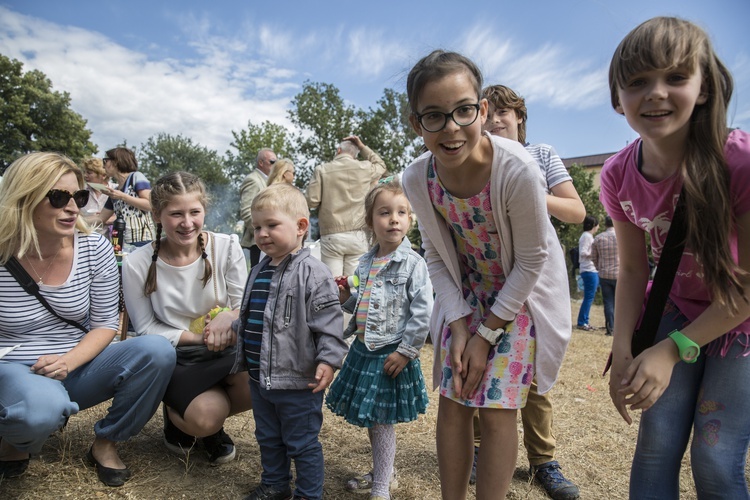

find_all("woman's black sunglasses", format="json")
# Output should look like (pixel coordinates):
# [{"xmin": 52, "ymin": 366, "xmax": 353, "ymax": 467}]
[{"xmin": 46, "ymin": 189, "xmax": 90, "ymax": 209}]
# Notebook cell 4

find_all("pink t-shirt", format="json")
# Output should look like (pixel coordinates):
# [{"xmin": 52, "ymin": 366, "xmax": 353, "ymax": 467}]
[{"xmin": 600, "ymin": 129, "xmax": 750, "ymax": 334}]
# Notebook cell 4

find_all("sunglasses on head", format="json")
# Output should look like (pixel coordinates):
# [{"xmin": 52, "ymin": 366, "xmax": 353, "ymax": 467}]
[{"xmin": 46, "ymin": 189, "xmax": 90, "ymax": 209}]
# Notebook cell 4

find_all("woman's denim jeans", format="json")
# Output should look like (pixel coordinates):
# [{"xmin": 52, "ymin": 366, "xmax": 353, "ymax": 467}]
[
  {"xmin": 576, "ymin": 271, "xmax": 599, "ymax": 327},
  {"xmin": 629, "ymin": 305, "xmax": 750, "ymax": 499}
]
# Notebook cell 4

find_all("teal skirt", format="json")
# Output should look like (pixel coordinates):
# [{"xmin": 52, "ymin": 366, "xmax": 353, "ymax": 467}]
[{"xmin": 326, "ymin": 338, "xmax": 429, "ymax": 428}]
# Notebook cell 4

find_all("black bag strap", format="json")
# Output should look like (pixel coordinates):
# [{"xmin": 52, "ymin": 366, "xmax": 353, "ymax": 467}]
[
  {"xmin": 5, "ymin": 256, "xmax": 88, "ymax": 334},
  {"xmin": 630, "ymin": 189, "xmax": 688, "ymax": 357}
]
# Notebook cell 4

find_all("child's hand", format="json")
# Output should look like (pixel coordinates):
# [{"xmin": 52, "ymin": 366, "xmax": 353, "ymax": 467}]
[
  {"xmin": 309, "ymin": 363, "xmax": 334, "ymax": 393},
  {"xmin": 447, "ymin": 319, "xmax": 471, "ymax": 395},
  {"xmin": 334, "ymin": 276, "xmax": 351, "ymax": 304},
  {"xmin": 460, "ymin": 334, "xmax": 492, "ymax": 399},
  {"xmin": 383, "ymin": 352, "xmax": 409, "ymax": 379},
  {"xmin": 616, "ymin": 339, "xmax": 680, "ymax": 421}
]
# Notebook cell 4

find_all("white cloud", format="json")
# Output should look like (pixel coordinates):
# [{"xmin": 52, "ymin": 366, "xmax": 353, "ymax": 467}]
[
  {"xmin": 0, "ymin": 7, "xmax": 293, "ymax": 155},
  {"xmin": 461, "ymin": 25, "xmax": 609, "ymax": 110}
]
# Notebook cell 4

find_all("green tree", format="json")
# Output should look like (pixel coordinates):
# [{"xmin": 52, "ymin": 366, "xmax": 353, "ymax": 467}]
[
  {"xmin": 0, "ymin": 54, "xmax": 97, "ymax": 172},
  {"xmin": 355, "ymin": 88, "xmax": 421, "ymax": 173},
  {"xmin": 288, "ymin": 81, "xmax": 357, "ymax": 185},
  {"xmin": 226, "ymin": 120, "xmax": 295, "ymax": 187},
  {"xmin": 137, "ymin": 133, "xmax": 236, "ymax": 233},
  {"xmin": 551, "ymin": 164, "xmax": 605, "ymax": 291}
]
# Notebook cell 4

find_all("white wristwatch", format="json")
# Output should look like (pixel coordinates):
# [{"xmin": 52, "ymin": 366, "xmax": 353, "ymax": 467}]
[{"xmin": 476, "ymin": 320, "xmax": 513, "ymax": 346}]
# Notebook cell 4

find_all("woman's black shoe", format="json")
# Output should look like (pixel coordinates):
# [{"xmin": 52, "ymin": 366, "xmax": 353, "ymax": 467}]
[
  {"xmin": 85, "ymin": 447, "xmax": 131, "ymax": 487},
  {"xmin": 0, "ymin": 458, "xmax": 30, "ymax": 478}
]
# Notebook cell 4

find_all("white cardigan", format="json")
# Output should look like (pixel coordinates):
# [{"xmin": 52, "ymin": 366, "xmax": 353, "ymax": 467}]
[{"xmin": 402, "ymin": 133, "xmax": 571, "ymax": 394}]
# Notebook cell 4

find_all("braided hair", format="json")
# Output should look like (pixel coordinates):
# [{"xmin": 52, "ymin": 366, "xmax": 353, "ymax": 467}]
[{"xmin": 144, "ymin": 171, "xmax": 211, "ymax": 296}]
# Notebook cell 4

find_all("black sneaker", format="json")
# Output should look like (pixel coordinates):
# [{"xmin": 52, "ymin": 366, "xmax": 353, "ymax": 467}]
[
  {"xmin": 162, "ymin": 405, "xmax": 197, "ymax": 455},
  {"xmin": 530, "ymin": 461, "xmax": 580, "ymax": 500},
  {"xmin": 202, "ymin": 427, "xmax": 235, "ymax": 465},
  {"xmin": 243, "ymin": 483, "xmax": 293, "ymax": 500}
]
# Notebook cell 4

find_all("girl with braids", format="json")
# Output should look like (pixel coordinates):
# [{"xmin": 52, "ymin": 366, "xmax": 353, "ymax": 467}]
[
  {"xmin": 602, "ymin": 17, "xmax": 750, "ymax": 498},
  {"xmin": 122, "ymin": 171, "xmax": 251, "ymax": 465}
]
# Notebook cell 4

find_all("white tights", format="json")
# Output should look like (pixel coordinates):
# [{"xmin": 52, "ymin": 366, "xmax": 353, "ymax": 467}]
[{"xmin": 369, "ymin": 424, "xmax": 396, "ymax": 498}]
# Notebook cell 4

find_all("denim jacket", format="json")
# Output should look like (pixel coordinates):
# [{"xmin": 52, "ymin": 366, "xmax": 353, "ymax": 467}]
[
  {"xmin": 231, "ymin": 247, "xmax": 348, "ymax": 390},
  {"xmin": 343, "ymin": 236, "xmax": 433, "ymax": 359}
]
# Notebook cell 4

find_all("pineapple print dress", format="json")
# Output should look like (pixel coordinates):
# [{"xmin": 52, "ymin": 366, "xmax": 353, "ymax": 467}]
[{"xmin": 428, "ymin": 160, "xmax": 535, "ymax": 409}]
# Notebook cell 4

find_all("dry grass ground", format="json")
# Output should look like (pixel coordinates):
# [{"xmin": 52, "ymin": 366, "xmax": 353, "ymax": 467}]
[{"xmin": 1, "ymin": 302, "xmax": 743, "ymax": 499}]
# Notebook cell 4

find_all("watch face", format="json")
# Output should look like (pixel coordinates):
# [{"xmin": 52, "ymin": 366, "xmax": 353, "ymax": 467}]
[{"xmin": 683, "ymin": 345, "xmax": 700, "ymax": 363}]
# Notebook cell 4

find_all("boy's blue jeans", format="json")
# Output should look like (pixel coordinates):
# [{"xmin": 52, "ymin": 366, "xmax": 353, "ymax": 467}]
[
  {"xmin": 0, "ymin": 335, "xmax": 175, "ymax": 453},
  {"xmin": 576, "ymin": 271, "xmax": 599, "ymax": 327},
  {"xmin": 250, "ymin": 381, "xmax": 325, "ymax": 500},
  {"xmin": 599, "ymin": 278, "xmax": 616, "ymax": 335},
  {"xmin": 629, "ymin": 306, "xmax": 750, "ymax": 499}
]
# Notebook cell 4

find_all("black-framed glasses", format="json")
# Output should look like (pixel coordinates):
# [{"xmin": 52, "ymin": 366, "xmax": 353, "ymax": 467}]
[
  {"xmin": 46, "ymin": 189, "xmax": 90, "ymax": 209},
  {"xmin": 415, "ymin": 103, "xmax": 481, "ymax": 133},
  {"xmin": 269, "ymin": 159, "xmax": 277, "ymax": 165},
  {"xmin": 102, "ymin": 157, "xmax": 111, "ymax": 164}
]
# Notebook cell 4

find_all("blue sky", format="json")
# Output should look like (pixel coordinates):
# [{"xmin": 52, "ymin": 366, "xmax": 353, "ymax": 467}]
[{"xmin": 1, "ymin": 0, "xmax": 747, "ymax": 162}]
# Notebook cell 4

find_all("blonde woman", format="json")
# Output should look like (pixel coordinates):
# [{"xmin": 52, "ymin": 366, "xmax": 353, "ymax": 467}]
[
  {"xmin": 0, "ymin": 153, "xmax": 175, "ymax": 486},
  {"xmin": 266, "ymin": 158, "xmax": 295, "ymax": 186}
]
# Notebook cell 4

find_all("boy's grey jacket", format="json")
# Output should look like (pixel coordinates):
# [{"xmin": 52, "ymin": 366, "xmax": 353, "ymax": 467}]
[
  {"xmin": 231, "ymin": 247, "xmax": 348, "ymax": 390},
  {"xmin": 342, "ymin": 236, "xmax": 433, "ymax": 359}
]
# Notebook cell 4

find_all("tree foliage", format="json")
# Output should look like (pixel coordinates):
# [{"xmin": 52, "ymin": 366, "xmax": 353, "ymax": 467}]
[
  {"xmin": 355, "ymin": 88, "xmax": 421, "ymax": 173},
  {"xmin": 0, "ymin": 54, "xmax": 97, "ymax": 173},
  {"xmin": 226, "ymin": 120, "xmax": 295, "ymax": 187},
  {"xmin": 287, "ymin": 81, "xmax": 357, "ymax": 184},
  {"xmin": 551, "ymin": 164, "xmax": 606, "ymax": 289}
]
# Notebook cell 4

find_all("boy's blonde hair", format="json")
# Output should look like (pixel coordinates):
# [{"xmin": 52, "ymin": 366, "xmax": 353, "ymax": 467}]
[{"xmin": 252, "ymin": 183, "xmax": 309, "ymax": 221}]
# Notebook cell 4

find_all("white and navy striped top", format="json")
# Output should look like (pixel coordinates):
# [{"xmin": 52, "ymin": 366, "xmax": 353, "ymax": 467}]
[
  {"xmin": 525, "ymin": 143, "xmax": 571, "ymax": 192},
  {"xmin": 0, "ymin": 231, "xmax": 120, "ymax": 365}
]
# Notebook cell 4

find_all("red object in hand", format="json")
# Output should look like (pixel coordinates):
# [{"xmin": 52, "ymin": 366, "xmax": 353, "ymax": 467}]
[{"xmin": 335, "ymin": 275, "xmax": 359, "ymax": 290}]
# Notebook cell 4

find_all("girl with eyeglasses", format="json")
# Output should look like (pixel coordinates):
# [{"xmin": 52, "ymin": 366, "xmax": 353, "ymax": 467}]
[
  {"xmin": 0, "ymin": 152, "xmax": 175, "ymax": 487},
  {"xmin": 401, "ymin": 50, "xmax": 571, "ymax": 499},
  {"xmin": 98, "ymin": 147, "xmax": 155, "ymax": 247}
]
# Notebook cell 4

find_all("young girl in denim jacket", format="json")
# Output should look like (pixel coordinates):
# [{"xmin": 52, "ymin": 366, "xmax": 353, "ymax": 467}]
[{"xmin": 326, "ymin": 177, "xmax": 433, "ymax": 500}]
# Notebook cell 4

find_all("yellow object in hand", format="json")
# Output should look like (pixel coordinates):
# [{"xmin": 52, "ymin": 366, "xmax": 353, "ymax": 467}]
[{"xmin": 188, "ymin": 306, "xmax": 231, "ymax": 334}]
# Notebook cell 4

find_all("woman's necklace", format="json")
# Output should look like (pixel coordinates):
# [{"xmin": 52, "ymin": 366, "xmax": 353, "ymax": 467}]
[{"xmin": 25, "ymin": 245, "xmax": 64, "ymax": 285}]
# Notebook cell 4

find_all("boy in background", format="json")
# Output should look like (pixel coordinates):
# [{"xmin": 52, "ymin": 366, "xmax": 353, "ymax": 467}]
[{"xmin": 233, "ymin": 183, "xmax": 347, "ymax": 500}]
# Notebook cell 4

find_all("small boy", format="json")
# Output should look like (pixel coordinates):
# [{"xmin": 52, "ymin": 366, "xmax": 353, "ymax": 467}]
[{"xmin": 232, "ymin": 183, "xmax": 347, "ymax": 500}]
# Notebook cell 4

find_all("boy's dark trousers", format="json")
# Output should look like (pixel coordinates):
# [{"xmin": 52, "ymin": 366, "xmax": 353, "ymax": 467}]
[{"xmin": 249, "ymin": 381, "xmax": 325, "ymax": 500}]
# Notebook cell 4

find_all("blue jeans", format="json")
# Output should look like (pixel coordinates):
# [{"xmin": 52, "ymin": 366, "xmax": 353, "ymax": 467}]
[
  {"xmin": 576, "ymin": 271, "xmax": 599, "ymax": 327},
  {"xmin": 630, "ymin": 306, "xmax": 750, "ymax": 499},
  {"xmin": 0, "ymin": 335, "xmax": 175, "ymax": 453},
  {"xmin": 249, "ymin": 381, "xmax": 325, "ymax": 500},
  {"xmin": 599, "ymin": 278, "xmax": 616, "ymax": 335}
]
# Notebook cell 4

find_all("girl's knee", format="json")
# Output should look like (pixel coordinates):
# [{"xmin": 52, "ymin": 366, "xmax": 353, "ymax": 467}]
[{"xmin": 2, "ymin": 390, "xmax": 77, "ymax": 441}]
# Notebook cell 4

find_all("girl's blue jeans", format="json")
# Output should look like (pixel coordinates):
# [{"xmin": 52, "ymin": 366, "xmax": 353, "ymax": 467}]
[
  {"xmin": 0, "ymin": 335, "xmax": 175, "ymax": 453},
  {"xmin": 630, "ymin": 305, "xmax": 750, "ymax": 499},
  {"xmin": 576, "ymin": 271, "xmax": 599, "ymax": 327}
]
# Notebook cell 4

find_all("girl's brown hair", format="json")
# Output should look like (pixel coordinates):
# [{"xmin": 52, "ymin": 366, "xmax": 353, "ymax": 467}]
[
  {"xmin": 609, "ymin": 16, "xmax": 744, "ymax": 311},
  {"xmin": 104, "ymin": 147, "xmax": 139, "ymax": 173},
  {"xmin": 144, "ymin": 171, "xmax": 211, "ymax": 296},
  {"xmin": 406, "ymin": 50, "xmax": 483, "ymax": 115}
]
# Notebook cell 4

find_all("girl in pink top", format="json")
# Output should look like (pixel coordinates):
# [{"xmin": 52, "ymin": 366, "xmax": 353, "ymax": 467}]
[{"xmin": 600, "ymin": 17, "xmax": 750, "ymax": 499}]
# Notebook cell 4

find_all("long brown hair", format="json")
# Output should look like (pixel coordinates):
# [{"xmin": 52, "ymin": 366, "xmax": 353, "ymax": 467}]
[
  {"xmin": 144, "ymin": 172, "xmax": 211, "ymax": 296},
  {"xmin": 609, "ymin": 16, "xmax": 745, "ymax": 311}
]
